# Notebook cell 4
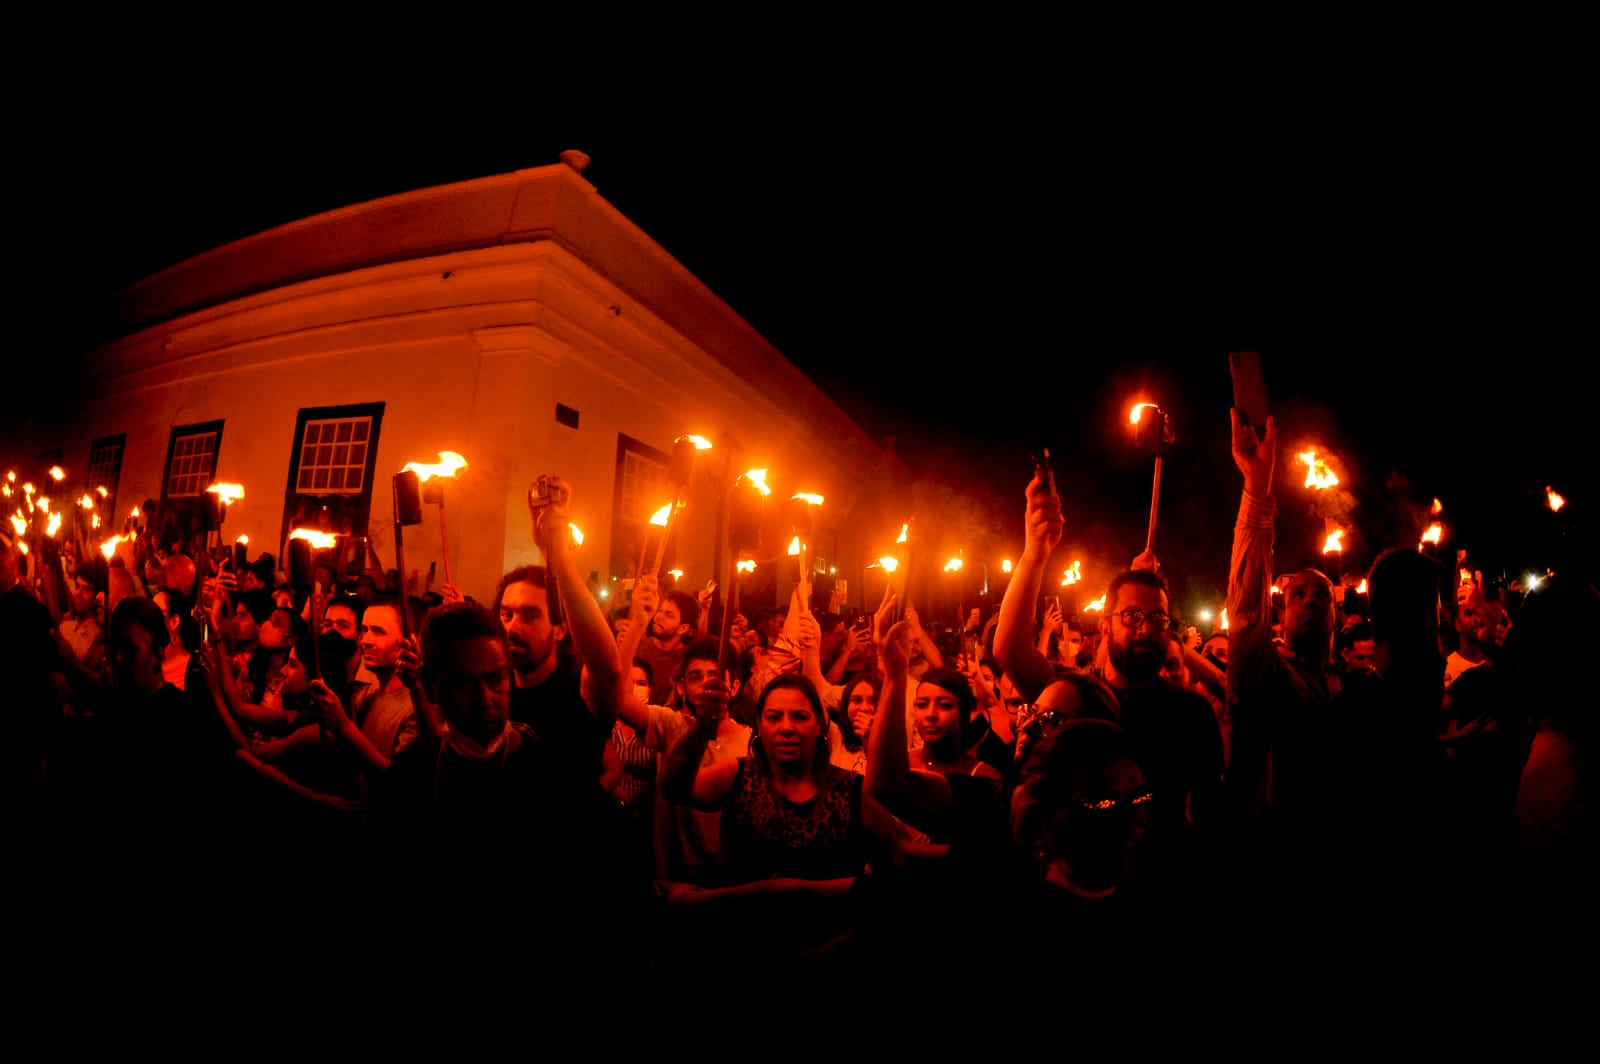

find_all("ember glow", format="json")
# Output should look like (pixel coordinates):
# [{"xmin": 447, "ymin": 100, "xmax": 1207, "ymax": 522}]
[
  {"xmin": 289, "ymin": 528, "xmax": 339, "ymax": 549},
  {"xmin": 1297, "ymin": 449, "xmax": 1339, "ymax": 491},
  {"xmin": 206, "ymin": 482, "xmax": 245, "ymax": 504},
  {"xmin": 737, "ymin": 559, "xmax": 757, "ymax": 574},
  {"xmin": 1420, "ymin": 523, "xmax": 1443, "ymax": 548},
  {"xmin": 1083, "ymin": 595, "xmax": 1107, "ymax": 613},
  {"xmin": 402, "ymin": 451, "xmax": 467, "ymax": 482},
  {"xmin": 1129, "ymin": 402, "xmax": 1159, "ymax": 425},
  {"xmin": 648, "ymin": 504, "xmax": 673, "ymax": 527},
  {"xmin": 741, "ymin": 470, "xmax": 772, "ymax": 496},
  {"xmin": 1547, "ymin": 486, "xmax": 1565, "ymax": 512},
  {"xmin": 877, "ymin": 556, "xmax": 899, "ymax": 574},
  {"xmin": 1322, "ymin": 529, "xmax": 1345, "ymax": 554}
]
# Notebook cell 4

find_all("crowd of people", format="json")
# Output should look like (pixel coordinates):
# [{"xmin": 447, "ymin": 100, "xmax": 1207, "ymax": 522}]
[{"xmin": 3, "ymin": 413, "xmax": 1594, "ymax": 1025}]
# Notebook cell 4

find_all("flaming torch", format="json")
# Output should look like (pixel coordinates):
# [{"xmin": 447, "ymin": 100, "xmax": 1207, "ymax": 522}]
[
  {"xmin": 1298, "ymin": 450, "xmax": 1340, "ymax": 491},
  {"xmin": 1547, "ymin": 486, "xmax": 1565, "ymax": 513},
  {"xmin": 716, "ymin": 466, "xmax": 770, "ymax": 673},
  {"xmin": 1322, "ymin": 525, "xmax": 1345, "ymax": 580},
  {"xmin": 1130, "ymin": 402, "xmax": 1171, "ymax": 554},
  {"xmin": 647, "ymin": 435, "xmax": 712, "ymax": 578},
  {"xmin": 402, "ymin": 451, "xmax": 467, "ymax": 589},
  {"xmin": 288, "ymin": 528, "xmax": 340, "ymax": 678},
  {"xmin": 790, "ymin": 492, "xmax": 824, "ymax": 615},
  {"xmin": 1419, "ymin": 522, "xmax": 1443, "ymax": 555}
]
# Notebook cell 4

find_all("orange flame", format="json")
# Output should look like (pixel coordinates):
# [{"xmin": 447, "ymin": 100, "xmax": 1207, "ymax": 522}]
[
  {"xmin": 44, "ymin": 512, "xmax": 62, "ymax": 537},
  {"xmin": 1060, "ymin": 559, "xmax": 1083, "ymax": 586},
  {"xmin": 48, "ymin": 466, "xmax": 65, "ymax": 482},
  {"xmin": 403, "ymin": 451, "xmax": 467, "ymax": 482},
  {"xmin": 96, "ymin": 486, "xmax": 108, "ymax": 498},
  {"xmin": 130, "ymin": 506, "xmax": 141, "ymax": 519},
  {"xmin": 568, "ymin": 523, "xmax": 584, "ymax": 546},
  {"xmin": 236, "ymin": 534, "xmax": 249, "ymax": 545},
  {"xmin": 91, "ymin": 514, "xmax": 101, "ymax": 529},
  {"xmin": 206, "ymin": 482, "xmax": 245, "ymax": 503},
  {"xmin": 895, "ymin": 523, "xmax": 909, "ymax": 545},
  {"xmin": 1431, "ymin": 497, "xmax": 1443, "ymax": 514},
  {"xmin": 1220, "ymin": 608, "xmax": 1230, "ymax": 631},
  {"xmin": 1129, "ymin": 402, "xmax": 1159, "ymax": 425},
  {"xmin": 1547, "ymin": 486, "xmax": 1565, "ymax": 512},
  {"xmin": 289, "ymin": 528, "xmax": 339, "ymax": 549},
  {"xmin": 668, "ymin": 569, "xmax": 684, "ymax": 581},
  {"xmin": 741, "ymin": 469, "xmax": 772, "ymax": 496},
  {"xmin": 1001, "ymin": 559, "xmax": 1013, "ymax": 574},
  {"xmin": 736, "ymin": 559, "xmax": 757, "ymax": 574},
  {"xmin": 792, "ymin": 493, "xmax": 824, "ymax": 506},
  {"xmin": 1356, "ymin": 579, "xmax": 1369, "ymax": 594},
  {"xmin": 78, "ymin": 494, "xmax": 96, "ymax": 510},
  {"xmin": 677, "ymin": 435, "xmax": 713, "ymax": 451},
  {"xmin": 1322, "ymin": 529, "xmax": 1345, "ymax": 554},
  {"xmin": 944, "ymin": 557, "xmax": 963, "ymax": 573},
  {"xmin": 877, "ymin": 556, "xmax": 899, "ymax": 574},
  {"xmin": 8, "ymin": 514, "xmax": 25, "ymax": 537},
  {"xmin": 1270, "ymin": 584, "xmax": 1282, "ymax": 595},
  {"xmin": 0, "ymin": 484, "xmax": 9, "ymax": 498},
  {"xmin": 648, "ymin": 504, "xmax": 672, "ymax": 527},
  {"xmin": 787, "ymin": 536, "xmax": 801, "ymax": 556},
  {"xmin": 1083, "ymin": 595, "xmax": 1107, "ymax": 613},
  {"xmin": 100, "ymin": 534, "xmax": 127, "ymax": 560},
  {"xmin": 1420, "ymin": 523, "xmax": 1443, "ymax": 548},
  {"xmin": 1297, "ymin": 450, "xmax": 1339, "ymax": 491}
]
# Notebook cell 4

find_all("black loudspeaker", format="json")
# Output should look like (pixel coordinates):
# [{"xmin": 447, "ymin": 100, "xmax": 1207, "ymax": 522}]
[{"xmin": 393, "ymin": 471, "xmax": 424, "ymax": 527}]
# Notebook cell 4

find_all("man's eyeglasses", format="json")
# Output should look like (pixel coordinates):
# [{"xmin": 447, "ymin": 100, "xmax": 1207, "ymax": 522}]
[
  {"xmin": 1115, "ymin": 609, "xmax": 1171, "ymax": 632},
  {"xmin": 1015, "ymin": 704, "xmax": 1068, "ymax": 735},
  {"xmin": 1077, "ymin": 792, "xmax": 1154, "ymax": 815},
  {"xmin": 1003, "ymin": 697, "xmax": 1028, "ymax": 716}
]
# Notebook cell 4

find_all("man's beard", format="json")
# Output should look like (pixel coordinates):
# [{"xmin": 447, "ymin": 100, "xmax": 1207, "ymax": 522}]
[
  {"xmin": 1111, "ymin": 637, "xmax": 1165, "ymax": 684},
  {"xmin": 509, "ymin": 635, "xmax": 555, "ymax": 678}
]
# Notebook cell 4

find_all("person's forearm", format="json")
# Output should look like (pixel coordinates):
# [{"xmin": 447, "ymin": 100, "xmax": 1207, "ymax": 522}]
[
  {"xmin": 1225, "ymin": 488, "xmax": 1278, "ymax": 698},
  {"xmin": 549, "ymin": 538, "xmax": 622, "ymax": 720},
  {"xmin": 995, "ymin": 554, "xmax": 1054, "ymax": 700},
  {"xmin": 658, "ymin": 724, "xmax": 714, "ymax": 807}
]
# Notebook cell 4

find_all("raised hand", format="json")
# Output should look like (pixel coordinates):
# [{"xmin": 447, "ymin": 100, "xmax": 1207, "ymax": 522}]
[
  {"xmin": 882, "ymin": 620, "xmax": 913, "ymax": 678},
  {"xmin": 1023, "ymin": 469, "xmax": 1064, "ymax": 563},
  {"xmin": 395, "ymin": 634, "xmax": 422, "ymax": 688},
  {"xmin": 1231, "ymin": 407, "xmax": 1277, "ymax": 497}
]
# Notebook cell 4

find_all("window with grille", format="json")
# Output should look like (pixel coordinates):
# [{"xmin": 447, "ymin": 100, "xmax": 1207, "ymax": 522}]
[
  {"xmin": 295, "ymin": 416, "xmax": 372, "ymax": 495},
  {"xmin": 165, "ymin": 428, "xmax": 220, "ymax": 497},
  {"xmin": 86, "ymin": 434, "xmax": 126, "ymax": 523}
]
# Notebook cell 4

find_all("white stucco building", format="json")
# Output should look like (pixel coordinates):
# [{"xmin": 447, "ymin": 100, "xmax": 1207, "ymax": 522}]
[{"xmin": 14, "ymin": 151, "xmax": 898, "ymax": 613}]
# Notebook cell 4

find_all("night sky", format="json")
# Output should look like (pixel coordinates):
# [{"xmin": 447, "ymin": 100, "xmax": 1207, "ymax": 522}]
[{"xmin": 18, "ymin": 67, "xmax": 1591, "ymax": 613}]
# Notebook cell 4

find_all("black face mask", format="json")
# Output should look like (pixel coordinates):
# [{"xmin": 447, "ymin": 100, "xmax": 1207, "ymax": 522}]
[{"xmin": 318, "ymin": 631, "xmax": 359, "ymax": 671}]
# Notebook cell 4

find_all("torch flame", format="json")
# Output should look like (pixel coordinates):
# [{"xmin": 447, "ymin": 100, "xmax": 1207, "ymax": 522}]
[
  {"xmin": 1547, "ymin": 486, "xmax": 1565, "ymax": 512},
  {"xmin": 8, "ymin": 514, "xmax": 25, "ymax": 537},
  {"xmin": 1129, "ymin": 403, "xmax": 1158, "ymax": 425},
  {"xmin": 1297, "ymin": 450, "xmax": 1339, "ymax": 491},
  {"xmin": 1420, "ymin": 523, "xmax": 1443, "ymax": 547},
  {"xmin": 45, "ymin": 512, "xmax": 62, "ymax": 537},
  {"xmin": 288, "ymin": 528, "xmax": 339, "ymax": 550},
  {"xmin": 945, "ymin": 557, "xmax": 963, "ymax": 573},
  {"xmin": 206, "ymin": 482, "xmax": 245, "ymax": 504},
  {"xmin": 1356, "ymin": 578, "xmax": 1369, "ymax": 594},
  {"xmin": 741, "ymin": 469, "xmax": 772, "ymax": 496},
  {"xmin": 23, "ymin": 483, "xmax": 34, "ymax": 495},
  {"xmin": 648, "ymin": 504, "xmax": 672, "ymax": 527},
  {"xmin": 736, "ymin": 559, "xmax": 757, "ymax": 574},
  {"xmin": 36, "ymin": 498, "xmax": 49, "ymax": 513},
  {"xmin": 1083, "ymin": 595, "xmax": 1107, "ymax": 613},
  {"xmin": 1459, "ymin": 568, "xmax": 1476, "ymax": 585},
  {"xmin": 1220, "ymin": 607, "xmax": 1230, "ymax": 631},
  {"xmin": 895, "ymin": 523, "xmax": 909, "ymax": 545},
  {"xmin": 677, "ymin": 435, "xmax": 713, "ymax": 451},
  {"xmin": 787, "ymin": 536, "xmax": 801, "ymax": 556},
  {"xmin": 48, "ymin": 466, "xmax": 65, "ymax": 482},
  {"xmin": 96, "ymin": 486, "xmax": 108, "ymax": 498},
  {"xmin": 403, "ymin": 451, "xmax": 467, "ymax": 482},
  {"xmin": 131, "ymin": 506, "xmax": 141, "ymax": 519},
  {"xmin": 100, "ymin": 534, "xmax": 127, "ymax": 559},
  {"xmin": 236, "ymin": 535, "xmax": 249, "ymax": 545},
  {"xmin": 5, "ymin": 471, "xmax": 13, "ymax": 482},
  {"xmin": 1322, "ymin": 529, "xmax": 1345, "ymax": 554},
  {"xmin": 1270, "ymin": 584, "xmax": 1282, "ymax": 595},
  {"xmin": 1061, "ymin": 559, "xmax": 1083, "ymax": 586},
  {"xmin": 1432, "ymin": 497, "xmax": 1443, "ymax": 514},
  {"xmin": 668, "ymin": 569, "xmax": 684, "ymax": 581},
  {"xmin": 568, "ymin": 523, "xmax": 584, "ymax": 546},
  {"xmin": 79, "ymin": 494, "xmax": 96, "ymax": 510},
  {"xmin": 1001, "ymin": 559, "xmax": 1013, "ymax": 574},
  {"xmin": 791, "ymin": 493, "xmax": 825, "ymax": 506},
  {"xmin": 1, "ymin": 484, "xmax": 9, "ymax": 497},
  {"xmin": 877, "ymin": 556, "xmax": 899, "ymax": 574},
  {"xmin": 91, "ymin": 514, "xmax": 101, "ymax": 529}
]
